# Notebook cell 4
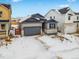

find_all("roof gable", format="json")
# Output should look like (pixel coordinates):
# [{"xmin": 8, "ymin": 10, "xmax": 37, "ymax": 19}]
[
  {"xmin": 21, "ymin": 17, "xmax": 41, "ymax": 23},
  {"xmin": 31, "ymin": 13, "xmax": 44, "ymax": 19},
  {"xmin": 74, "ymin": 12, "xmax": 79, "ymax": 15},
  {"xmin": 58, "ymin": 7, "xmax": 70, "ymax": 14},
  {"xmin": 46, "ymin": 17, "xmax": 58, "ymax": 23},
  {"xmin": 0, "ymin": 4, "xmax": 11, "ymax": 9},
  {"xmin": 45, "ymin": 9, "xmax": 59, "ymax": 17},
  {"xmin": 21, "ymin": 13, "xmax": 46, "ymax": 23}
]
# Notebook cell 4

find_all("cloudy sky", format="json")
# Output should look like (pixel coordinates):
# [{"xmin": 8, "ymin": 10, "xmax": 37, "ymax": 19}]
[{"xmin": 0, "ymin": 0, "xmax": 79, "ymax": 17}]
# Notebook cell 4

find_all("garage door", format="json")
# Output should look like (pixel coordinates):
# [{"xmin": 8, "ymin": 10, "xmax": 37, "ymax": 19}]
[{"xmin": 23, "ymin": 27, "xmax": 41, "ymax": 36}]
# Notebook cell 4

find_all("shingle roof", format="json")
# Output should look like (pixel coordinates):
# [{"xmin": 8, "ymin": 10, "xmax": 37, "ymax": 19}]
[
  {"xmin": 31, "ymin": 13, "xmax": 45, "ymax": 19},
  {"xmin": 0, "ymin": 4, "xmax": 11, "ymax": 9},
  {"xmin": 21, "ymin": 17, "xmax": 42, "ymax": 23},
  {"xmin": 74, "ymin": 12, "xmax": 79, "ymax": 15},
  {"xmin": 46, "ymin": 17, "xmax": 58, "ymax": 23},
  {"xmin": 21, "ymin": 13, "xmax": 46, "ymax": 23},
  {"xmin": 58, "ymin": 7, "xmax": 70, "ymax": 14}
]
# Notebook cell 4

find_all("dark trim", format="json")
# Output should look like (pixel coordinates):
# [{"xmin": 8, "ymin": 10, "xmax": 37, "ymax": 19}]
[
  {"xmin": 45, "ymin": 32, "xmax": 57, "ymax": 35},
  {"xmin": 74, "ymin": 12, "xmax": 79, "ymax": 15},
  {"xmin": 58, "ymin": 7, "xmax": 70, "ymax": 14},
  {"xmin": 74, "ymin": 21, "xmax": 79, "ymax": 23},
  {"xmin": 21, "ymin": 22, "xmax": 43, "ymax": 23},
  {"xmin": 0, "ymin": 4, "xmax": 11, "ymax": 9},
  {"xmin": 23, "ymin": 26, "xmax": 42, "ymax": 28},
  {"xmin": 0, "ymin": 20, "xmax": 9, "ymax": 22}
]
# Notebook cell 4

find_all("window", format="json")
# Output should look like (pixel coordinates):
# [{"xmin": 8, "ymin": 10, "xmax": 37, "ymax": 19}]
[
  {"xmin": 50, "ymin": 16, "xmax": 52, "ymax": 19},
  {"xmin": 50, "ymin": 16, "xmax": 55, "ymax": 19},
  {"xmin": 49, "ymin": 23, "xmax": 55, "ymax": 29},
  {"xmin": 53, "ymin": 16, "xmax": 55, "ymax": 19},
  {"xmin": 77, "ymin": 16, "xmax": 79, "ymax": 20},
  {"xmin": 68, "ymin": 14, "xmax": 72, "ymax": 20},
  {"xmin": 68, "ymin": 16, "xmax": 71, "ymax": 20},
  {"xmin": 1, "ymin": 24, "xmax": 5, "ymax": 30},
  {"xmin": 0, "ymin": 11, "xmax": 2, "ymax": 17}
]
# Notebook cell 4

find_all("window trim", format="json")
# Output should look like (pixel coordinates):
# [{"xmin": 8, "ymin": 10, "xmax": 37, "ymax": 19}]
[
  {"xmin": 0, "ymin": 24, "xmax": 6, "ymax": 30},
  {"xmin": 49, "ymin": 23, "xmax": 56, "ymax": 29}
]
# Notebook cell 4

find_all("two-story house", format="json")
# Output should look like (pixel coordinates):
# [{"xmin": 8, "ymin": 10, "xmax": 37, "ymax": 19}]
[
  {"xmin": 45, "ymin": 7, "xmax": 78, "ymax": 34},
  {"xmin": 0, "ymin": 4, "xmax": 11, "ymax": 38}
]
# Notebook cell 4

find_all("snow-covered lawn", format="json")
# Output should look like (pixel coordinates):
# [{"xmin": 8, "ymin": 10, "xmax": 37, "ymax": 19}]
[
  {"xmin": 38, "ymin": 35, "xmax": 79, "ymax": 52},
  {"xmin": 0, "ymin": 36, "xmax": 56, "ymax": 59},
  {"xmin": 0, "ymin": 34, "xmax": 79, "ymax": 59},
  {"xmin": 38, "ymin": 35, "xmax": 79, "ymax": 59}
]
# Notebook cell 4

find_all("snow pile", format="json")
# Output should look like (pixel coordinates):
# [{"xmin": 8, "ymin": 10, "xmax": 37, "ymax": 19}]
[
  {"xmin": 0, "ymin": 37, "xmax": 56, "ymax": 59},
  {"xmin": 38, "ymin": 35, "xmax": 79, "ymax": 52}
]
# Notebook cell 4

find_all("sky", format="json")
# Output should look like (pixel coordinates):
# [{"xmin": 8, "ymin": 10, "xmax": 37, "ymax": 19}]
[{"xmin": 0, "ymin": 0, "xmax": 79, "ymax": 18}]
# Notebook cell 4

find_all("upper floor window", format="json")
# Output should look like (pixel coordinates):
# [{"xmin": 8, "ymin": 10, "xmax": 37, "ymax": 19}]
[
  {"xmin": 0, "ymin": 11, "xmax": 2, "ymax": 17},
  {"xmin": 53, "ymin": 16, "xmax": 55, "ymax": 19},
  {"xmin": 68, "ymin": 14, "xmax": 72, "ymax": 20},
  {"xmin": 68, "ymin": 16, "xmax": 71, "ymax": 20},
  {"xmin": 77, "ymin": 16, "xmax": 79, "ymax": 20}
]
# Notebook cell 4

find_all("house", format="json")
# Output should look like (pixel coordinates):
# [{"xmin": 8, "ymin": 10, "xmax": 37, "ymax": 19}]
[
  {"xmin": 20, "ymin": 13, "xmax": 46, "ymax": 36},
  {"xmin": 44, "ymin": 17, "xmax": 58, "ymax": 35},
  {"xmin": 45, "ymin": 9, "xmax": 64, "ymax": 33},
  {"xmin": 21, "ymin": 17, "xmax": 43, "ymax": 36},
  {"xmin": 20, "ymin": 13, "xmax": 58, "ymax": 36},
  {"xmin": 0, "ymin": 4, "xmax": 11, "ymax": 38},
  {"xmin": 45, "ymin": 7, "xmax": 78, "ymax": 34},
  {"xmin": 62, "ymin": 8, "xmax": 77, "ymax": 34}
]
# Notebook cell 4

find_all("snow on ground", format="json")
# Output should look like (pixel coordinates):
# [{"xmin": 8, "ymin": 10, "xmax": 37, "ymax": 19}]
[
  {"xmin": 38, "ymin": 35, "xmax": 79, "ymax": 59},
  {"xmin": 56, "ymin": 48, "xmax": 79, "ymax": 59},
  {"xmin": 38, "ymin": 35, "xmax": 79, "ymax": 52},
  {"xmin": 0, "ymin": 34, "xmax": 79, "ymax": 59},
  {"xmin": 63, "ymin": 34, "xmax": 79, "ymax": 44},
  {"xmin": 0, "ymin": 36, "xmax": 56, "ymax": 59}
]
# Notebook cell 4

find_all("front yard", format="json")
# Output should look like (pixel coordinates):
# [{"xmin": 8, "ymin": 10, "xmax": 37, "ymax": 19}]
[{"xmin": 0, "ymin": 34, "xmax": 79, "ymax": 59}]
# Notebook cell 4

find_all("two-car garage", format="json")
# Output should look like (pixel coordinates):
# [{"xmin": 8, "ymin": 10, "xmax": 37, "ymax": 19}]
[
  {"xmin": 23, "ymin": 27, "xmax": 41, "ymax": 36},
  {"xmin": 21, "ymin": 22, "xmax": 42, "ymax": 36}
]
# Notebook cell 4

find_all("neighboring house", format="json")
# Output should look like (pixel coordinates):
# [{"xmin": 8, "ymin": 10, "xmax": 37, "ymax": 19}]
[
  {"xmin": 63, "ymin": 8, "xmax": 77, "ymax": 34},
  {"xmin": 0, "ymin": 4, "xmax": 11, "ymax": 38},
  {"xmin": 45, "ymin": 9, "xmax": 64, "ymax": 33},
  {"xmin": 74, "ymin": 12, "xmax": 79, "ymax": 33},
  {"xmin": 44, "ymin": 17, "xmax": 58, "ymax": 35},
  {"xmin": 45, "ymin": 7, "xmax": 78, "ymax": 34}
]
